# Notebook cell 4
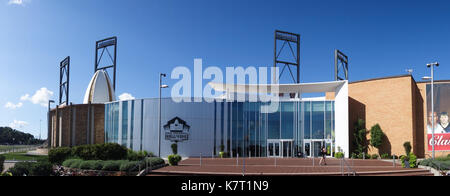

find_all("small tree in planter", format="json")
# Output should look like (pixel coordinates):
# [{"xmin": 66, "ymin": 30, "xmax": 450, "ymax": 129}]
[
  {"xmin": 168, "ymin": 142, "xmax": 181, "ymax": 166},
  {"xmin": 171, "ymin": 143, "xmax": 178, "ymax": 155}
]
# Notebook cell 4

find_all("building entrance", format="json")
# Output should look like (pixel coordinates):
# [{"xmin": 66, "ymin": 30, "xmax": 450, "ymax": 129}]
[
  {"xmin": 267, "ymin": 139, "xmax": 294, "ymax": 157},
  {"xmin": 304, "ymin": 140, "xmax": 333, "ymax": 158}
]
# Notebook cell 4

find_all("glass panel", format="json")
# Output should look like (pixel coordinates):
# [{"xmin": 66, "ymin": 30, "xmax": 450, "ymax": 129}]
[
  {"xmin": 122, "ymin": 101, "xmax": 128, "ymax": 146},
  {"xmin": 274, "ymin": 142, "xmax": 280, "ymax": 157},
  {"xmin": 267, "ymin": 102, "xmax": 280, "ymax": 139},
  {"xmin": 325, "ymin": 101, "xmax": 333, "ymax": 140},
  {"xmin": 281, "ymin": 102, "xmax": 294, "ymax": 139},
  {"xmin": 312, "ymin": 102, "xmax": 325, "ymax": 139},
  {"xmin": 268, "ymin": 143, "xmax": 274, "ymax": 156},
  {"xmin": 313, "ymin": 141, "xmax": 322, "ymax": 157},
  {"xmin": 304, "ymin": 102, "xmax": 311, "ymax": 139},
  {"xmin": 305, "ymin": 142, "xmax": 310, "ymax": 157}
]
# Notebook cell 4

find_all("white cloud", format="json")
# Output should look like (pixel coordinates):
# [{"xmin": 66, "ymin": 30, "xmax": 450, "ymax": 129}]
[
  {"xmin": 9, "ymin": 120, "xmax": 29, "ymax": 129},
  {"xmin": 8, "ymin": 0, "xmax": 23, "ymax": 5},
  {"xmin": 21, "ymin": 87, "xmax": 54, "ymax": 107},
  {"xmin": 118, "ymin": 93, "xmax": 135, "ymax": 101},
  {"xmin": 4, "ymin": 102, "xmax": 23, "ymax": 109}
]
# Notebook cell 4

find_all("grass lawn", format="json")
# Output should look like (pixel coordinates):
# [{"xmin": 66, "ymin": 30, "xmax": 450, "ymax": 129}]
[{"xmin": 1, "ymin": 152, "xmax": 48, "ymax": 162}]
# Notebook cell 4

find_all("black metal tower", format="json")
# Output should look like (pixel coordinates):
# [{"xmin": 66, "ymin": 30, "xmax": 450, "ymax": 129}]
[
  {"xmin": 334, "ymin": 50, "xmax": 348, "ymax": 81},
  {"xmin": 274, "ymin": 30, "xmax": 300, "ymax": 84},
  {"xmin": 95, "ymin": 36, "xmax": 117, "ymax": 90},
  {"xmin": 59, "ymin": 56, "xmax": 70, "ymax": 105}
]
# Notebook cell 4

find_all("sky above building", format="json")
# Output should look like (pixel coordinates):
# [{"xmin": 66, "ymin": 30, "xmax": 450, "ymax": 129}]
[{"xmin": 0, "ymin": 0, "xmax": 449, "ymax": 138}]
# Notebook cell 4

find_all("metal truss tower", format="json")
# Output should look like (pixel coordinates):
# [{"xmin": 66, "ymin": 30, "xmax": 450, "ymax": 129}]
[
  {"xmin": 274, "ymin": 30, "xmax": 300, "ymax": 84},
  {"xmin": 59, "ymin": 56, "xmax": 70, "ymax": 105},
  {"xmin": 95, "ymin": 36, "xmax": 117, "ymax": 90},
  {"xmin": 335, "ymin": 50, "xmax": 348, "ymax": 81}
]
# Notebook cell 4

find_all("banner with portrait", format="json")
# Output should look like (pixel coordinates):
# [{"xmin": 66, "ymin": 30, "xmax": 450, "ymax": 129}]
[{"xmin": 427, "ymin": 83, "xmax": 450, "ymax": 151}]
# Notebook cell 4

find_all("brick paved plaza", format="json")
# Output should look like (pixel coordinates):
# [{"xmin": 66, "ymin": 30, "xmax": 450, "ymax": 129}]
[{"xmin": 150, "ymin": 158, "xmax": 433, "ymax": 176}]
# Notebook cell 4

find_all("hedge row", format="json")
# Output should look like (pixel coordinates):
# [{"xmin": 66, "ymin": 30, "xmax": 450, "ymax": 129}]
[
  {"xmin": 7, "ymin": 161, "xmax": 53, "ymax": 176},
  {"xmin": 62, "ymin": 157, "xmax": 165, "ymax": 172},
  {"xmin": 49, "ymin": 143, "xmax": 129, "ymax": 165}
]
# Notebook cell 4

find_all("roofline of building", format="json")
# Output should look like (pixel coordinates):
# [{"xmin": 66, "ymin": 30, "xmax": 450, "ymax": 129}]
[{"xmin": 349, "ymin": 74, "xmax": 413, "ymax": 85}]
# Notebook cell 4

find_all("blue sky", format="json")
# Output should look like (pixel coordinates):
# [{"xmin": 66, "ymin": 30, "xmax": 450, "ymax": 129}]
[{"xmin": 0, "ymin": 0, "xmax": 449, "ymax": 138}]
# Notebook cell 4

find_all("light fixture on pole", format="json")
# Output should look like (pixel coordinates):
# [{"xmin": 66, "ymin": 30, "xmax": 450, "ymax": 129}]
[
  {"xmin": 48, "ymin": 100, "xmax": 55, "ymax": 148},
  {"xmin": 158, "ymin": 73, "xmax": 169, "ymax": 157},
  {"xmin": 423, "ymin": 62, "xmax": 439, "ymax": 159}
]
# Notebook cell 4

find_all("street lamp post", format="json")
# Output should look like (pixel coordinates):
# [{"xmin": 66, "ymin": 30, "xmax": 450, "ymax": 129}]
[
  {"xmin": 158, "ymin": 73, "xmax": 169, "ymax": 157},
  {"xmin": 48, "ymin": 100, "xmax": 55, "ymax": 148},
  {"xmin": 423, "ymin": 62, "xmax": 439, "ymax": 160}
]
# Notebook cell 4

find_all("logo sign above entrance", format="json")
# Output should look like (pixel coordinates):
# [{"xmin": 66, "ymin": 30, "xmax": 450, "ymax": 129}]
[{"xmin": 164, "ymin": 117, "xmax": 190, "ymax": 142}]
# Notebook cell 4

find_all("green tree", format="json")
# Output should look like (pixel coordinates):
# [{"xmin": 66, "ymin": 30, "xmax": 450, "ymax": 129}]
[
  {"xmin": 353, "ymin": 119, "xmax": 368, "ymax": 155},
  {"xmin": 370, "ymin": 124, "xmax": 384, "ymax": 155}
]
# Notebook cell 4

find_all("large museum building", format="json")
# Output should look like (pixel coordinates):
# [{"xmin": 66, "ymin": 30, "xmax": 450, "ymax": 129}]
[{"xmin": 49, "ymin": 72, "xmax": 450, "ymax": 159}]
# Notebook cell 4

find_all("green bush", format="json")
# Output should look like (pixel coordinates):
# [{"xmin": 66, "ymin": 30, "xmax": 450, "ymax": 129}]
[
  {"xmin": 380, "ymin": 153, "xmax": 390, "ymax": 159},
  {"xmin": 30, "ymin": 161, "xmax": 53, "ymax": 176},
  {"xmin": 102, "ymin": 160, "xmax": 123, "ymax": 171},
  {"xmin": 48, "ymin": 147, "xmax": 72, "ymax": 165},
  {"xmin": 7, "ymin": 162, "xmax": 33, "ymax": 176},
  {"xmin": 127, "ymin": 150, "xmax": 149, "ymax": 161},
  {"xmin": 371, "ymin": 154, "xmax": 379, "ymax": 159},
  {"xmin": 79, "ymin": 160, "xmax": 103, "ymax": 170},
  {"xmin": 119, "ymin": 161, "xmax": 140, "ymax": 172},
  {"xmin": 401, "ymin": 154, "xmax": 417, "ymax": 168},
  {"xmin": 62, "ymin": 159, "xmax": 82, "ymax": 168},
  {"xmin": 150, "ymin": 157, "xmax": 165, "ymax": 165},
  {"xmin": 72, "ymin": 145, "xmax": 96, "ymax": 160},
  {"xmin": 0, "ymin": 155, "xmax": 5, "ymax": 172},
  {"xmin": 334, "ymin": 152, "xmax": 344, "ymax": 159},
  {"xmin": 97, "ymin": 143, "xmax": 128, "ymax": 161},
  {"xmin": 168, "ymin": 154, "xmax": 182, "ymax": 166}
]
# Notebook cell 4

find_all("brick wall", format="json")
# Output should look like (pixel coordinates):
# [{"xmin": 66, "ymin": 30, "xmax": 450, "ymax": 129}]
[
  {"xmin": 48, "ymin": 104, "xmax": 105, "ymax": 148},
  {"xmin": 348, "ymin": 76, "xmax": 417, "ymax": 157}
]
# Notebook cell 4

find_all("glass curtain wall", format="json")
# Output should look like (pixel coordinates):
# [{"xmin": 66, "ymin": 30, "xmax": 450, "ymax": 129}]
[{"xmin": 105, "ymin": 99, "xmax": 335, "ymax": 158}]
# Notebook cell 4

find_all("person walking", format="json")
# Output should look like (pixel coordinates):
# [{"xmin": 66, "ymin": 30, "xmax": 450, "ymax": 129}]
[{"xmin": 319, "ymin": 146, "xmax": 327, "ymax": 166}]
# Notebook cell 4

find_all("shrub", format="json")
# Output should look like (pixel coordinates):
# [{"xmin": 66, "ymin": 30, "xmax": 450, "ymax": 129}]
[
  {"xmin": 401, "ymin": 154, "xmax": 418, "ymax": 168},
  {"xmin": 30, "ymin": 161, "xmax": 53, "ymax": 176},
  {"xmin": 334, "ymin": 152, "xmax": 344, "ymax": 159},
  {"xmin": 8, "ymin": 162, "xmax": 33, "ymax": 176},
  {"xmin": 98, "ymin": 143, "xmax": 128, "ymax": 161},
  {"xmin": 381, "ymin": 153, "xmax": 390, "ymax": 159},
  {"xmin": 168, "ymin": 154, "xmax": 182, "ymax": 166},
  {"xmin": 48, "ymin": 147, "xmax": 72, "ymax": 165},
  {"xmin": 79, "ymin": 160, "xmax": 103, "ymax": 170},
  {"xmin": 119, "ymin": 161, "xmax": 140, "ymax": 172},
  {"xmin": 0, "ymin": 155, "xmax": 5, "ymax": 172},
  {"xmin": 62, "ymin": 159, "xmax": 82, "ymax": 168},
  {"xmin": 171, "ymin": 143, "xmax": 178, "ymax": 155},
  {"xmin": 350, "ymin": 153, "xmax": 358, "ymax": 159},
  {"xmin": 72, "ymin": 145, "xmax": 96, "ymax": 160},
  {"xmin": 371, "ymin": 154, "xmax": 379, "ymax": 159},
  {"xmin": 102, "ymin": 160, "xmax": 122, "ymax": 171},
  {"xmin": 146, "ymin": 157, "xmax": 165, "ymax": 166},
  {"xmin": 403, "ymin": 142, "xmax": 412, "ymax": 156},
  {"xmin": 127, "ymin": 150, "xmax": 148, "ymax": 161}
]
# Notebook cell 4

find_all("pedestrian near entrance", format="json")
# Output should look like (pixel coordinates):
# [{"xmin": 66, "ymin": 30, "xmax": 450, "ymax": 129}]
[{"xmin": 319, "ymin": 147, "xmax": 327, "ymax": 166}]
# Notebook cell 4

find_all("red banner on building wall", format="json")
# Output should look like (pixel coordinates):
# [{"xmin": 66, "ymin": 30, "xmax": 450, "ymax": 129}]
[{"xmin": 428, "ymin": 134, "xmax": 450, "ymax": 151}]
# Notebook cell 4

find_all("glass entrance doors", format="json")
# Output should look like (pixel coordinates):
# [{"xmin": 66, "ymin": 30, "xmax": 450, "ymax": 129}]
[
  {"xmin": 304, "ymin": 140, "xmax": 333, "ymax": 158},
  {"xmin": 267, "ymin": 140, "xmax": 294, "ymax": 157}
]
